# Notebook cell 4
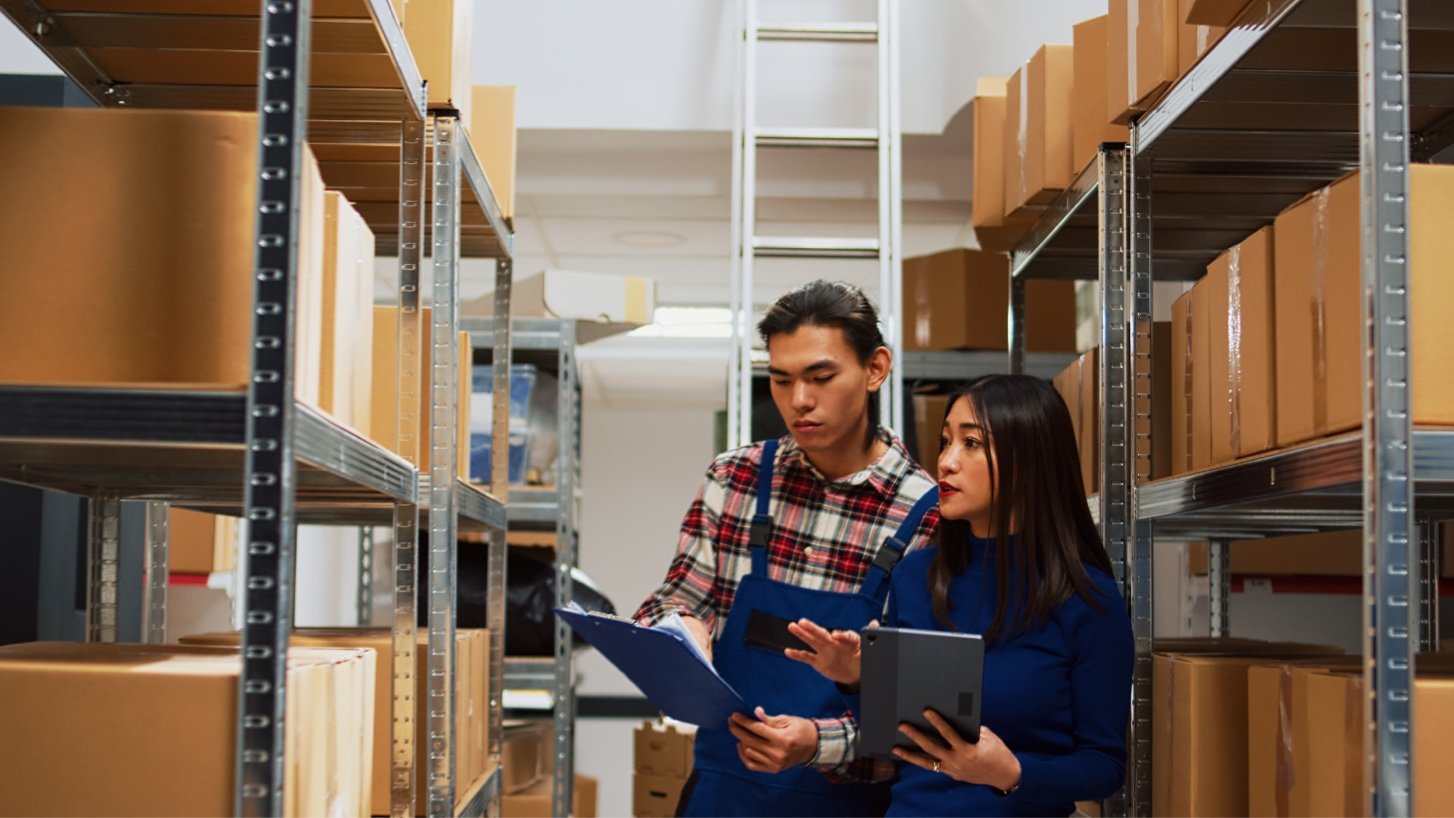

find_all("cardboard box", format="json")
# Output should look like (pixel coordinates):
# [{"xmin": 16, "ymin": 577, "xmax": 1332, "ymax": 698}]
[
  {"xmin": 1191, "ymin": 278, "xmax": 1213, "ymax": 469},
  {"xmin": 912, "ymin": 394, "xmax": 952, "ymax": 472},
  {"xmin": 181, "ymin": 627, "xmax": 488, "ymax": 817},
  {"xmin": 1207, "ymin": 225, "xmax": 1275, "ymax": 464},
  {"xmin": 502, "ymin": 721, "xmax": 552, "ymax": 795},
  {"xmin": 1170, "ymin": 289, "xmax": 1193, "ymax": 475},
  {"xmin": 1072, "ymin": 16, "xmax": 1131, "ymax": 173},
  {"xmin": 0, "ymin": 107, "xmax": 325, "ymax": 396},
  {"xmin": 464, "ymin": 269, "xmax": 656, "ymax": 332},
  {"xmin": 1108, "ymin": 0, "xmax": 1180, "ymax": 123},
  {"xmin": 503, "ymin": 773, "xmax": 597, "ymax": 818},
  {"xmin": 634, "ymin": 721, "xmax": 696, "ymax": 779},
  {"xmin": 1274, "ymin": 167, "xmax": 1454, "ymax": 447},
  {"xmin": 1186, "ymin": 0, "xmax": 1253, "ymax": 25},
  {"xmin": 469, "ymin": 86, "xmax": 518, "ymax": 220},
  {"xmin": 1178, "ymin": 0, "xmax": 1227, "ymax": 75},
  {"xmin": 0, "ymin": 642, "xmax": 373, "ymax": 818},
  {"xmin": 370, "ymin": 306, "xmax": 472, "ymax": 478},
  {"xmin": 1003, "ymin": 44, "xmax": 1076, "ymax": 216},
  {"xmin": 404, "ymin": 0, "xmax": 473, "ymax": 117},
  {"xmin": 167, "ymin": 508, "xmax": 238, "ymax": 575},
  {"xmin": 320, "ymin": 191, "xmax": 377, "ymax": 432},
  {"xmin": 1149, "ymin": 321, "xmax": 1175, "ymax": 479},
  {"xmin": 901, "ymin": 248, "xmax": 1077, "ymax": 352},
  {"xmin": 1079, "ymin": 348, "xmax": 1100, "ymax": 495},
  {"xmin": 1152, "ymin": 646, "xmax": 1345, "ymax": 816},
  {"xmin": 633, "ymin": 772, "xmax": 690, "ymax": 818},
  {"xmin": 1245, "ymin": 656, "xmax": 1363, "ymax": 817},
  {"xmin": 969, "ymin": 76, "xmax": 1039, "ymax": 252}
]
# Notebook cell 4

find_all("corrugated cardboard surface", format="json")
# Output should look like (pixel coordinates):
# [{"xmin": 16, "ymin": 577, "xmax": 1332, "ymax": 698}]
[
  {"xmin": 1191, "ymin": 278, "xmax": 1213, "ymax": 470},
  {"xmin": 902, "ymin": 249, "xmax": 1076, "ymax": 352},
  {"xmin": 1178, "ymin": 0, "xmax": 1227, "ymax": 74},
  {"xmin": 0, "ymin": 107, "xmax": 318, "ymax": 394},
  {"xmin": 168, "ymin": 508, "xmax": 236, "ymax": 575},
  {"xmin": 0, "ymin": 642, "xmax": 372, "ymax": 818},
  {"xmin": 502, "ymin": 721, "xmax": 553, "ymax": 795},
  {"xmin": 1208, "ymin": 226, "xmax": 1275, "ymax": 464},
  {"xmin": 633, "ymin": 772, "xmax": 690, "ymax": 818},
  {"xmin": 370, "ymin": 306, "xmax": 472, "ymax": 479},
  {"xmin": 405, "ymin": 0, "xmax": 473, "ymax": 116},
  {"xmin": 1171, "ymin": 290, "xmax": 1192, "ymax": 476},
  {"xmin": 1109, "ymin": 0, "xmax": 1180, "ymax": 123},
  {"xmin": 1185, "ymin": 0, "xmax": 1253, "ymax": 25},
  {"xmin": 634, "ymin": 721, "xmax": 696, "ymax": 779},
  {"xmin": 1072, "ymin": 16, "xmax": 1130, "ymax": 173},
  {"xmin": 969, "ymin": 78, "xmax": 1041, "ymax": 252},
  {"xmin": 1004, "ymin": 44, "xmax": 1075, "ymax": 216},
  {"xmin": 912, "ymin": 394, "xmax": 952, "ymax": 473},
  {"xmin": 503, "ymin": 773, "xmax": 598, "ymax": 818},
  {"xmin": 1151, "ymin": 321, "xmax": 1174, "ymax": 479},
  {"xmin": 1079, "ymin": 348, "xmax": 1101, "ymax": 495},
  {"xmin": 1245, "ymin": 656, "xmax": 1362, "ymax": 818},
  {"xmin": 469, "ymin": 85, "xmax": 517, "ymax": 219}
]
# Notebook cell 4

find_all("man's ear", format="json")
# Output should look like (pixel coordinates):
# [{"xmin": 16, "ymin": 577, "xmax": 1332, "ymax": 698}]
[{"xmin": 865, "ymin": 346, "xmax": 892, "ymax": 392}]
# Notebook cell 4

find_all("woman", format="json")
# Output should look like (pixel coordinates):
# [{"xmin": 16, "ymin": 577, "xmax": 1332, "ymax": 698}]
[{"xmin": 786, "ymin": 374, "xmax": 1133, "ymax": 817}]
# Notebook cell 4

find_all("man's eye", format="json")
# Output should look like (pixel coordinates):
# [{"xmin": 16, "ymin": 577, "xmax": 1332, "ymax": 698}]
[
  {"xmin": 813, "ymin": 375, "xmax": 834, "ymax": 384},
  {"xmin": 772, "ymin": 379, "xmax": 790, "ymax": 387}
]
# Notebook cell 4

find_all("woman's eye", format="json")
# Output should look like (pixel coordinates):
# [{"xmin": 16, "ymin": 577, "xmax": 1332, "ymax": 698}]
[
  {"xmin": 964, "ymin": 438, "xmax": 981, "ymax": 449},
  {"xmin": 937, "ymin": 436, "xmax": 949, "ymax": 450}
]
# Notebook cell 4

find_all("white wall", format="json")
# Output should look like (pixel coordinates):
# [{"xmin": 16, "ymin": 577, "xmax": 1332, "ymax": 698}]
[{"xmin": 573, "ymin": 398, "xmax": 719, "ymax": 817}]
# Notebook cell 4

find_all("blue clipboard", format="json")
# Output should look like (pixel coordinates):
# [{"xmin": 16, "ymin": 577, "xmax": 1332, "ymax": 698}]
[{"xmin": 554, "ymin": 606, "xmax": 747, "ymax": 726}]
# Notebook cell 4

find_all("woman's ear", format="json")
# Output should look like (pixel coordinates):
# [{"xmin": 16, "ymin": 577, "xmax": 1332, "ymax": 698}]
[{"xmin": 866, "ymin": 346, "xmax": 892, "ymax": 392}]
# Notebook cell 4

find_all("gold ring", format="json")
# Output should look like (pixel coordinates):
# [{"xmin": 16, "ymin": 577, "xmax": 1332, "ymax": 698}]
[{"xmin": 931, "ymin": 760, "xmax": 941, "ymax": 773}]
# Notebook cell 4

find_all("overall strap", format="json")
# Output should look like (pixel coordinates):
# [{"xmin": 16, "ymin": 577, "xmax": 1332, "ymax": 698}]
[
  {"xmin": 859, "ymin": 485, "xmax": 939, "ymax": 603},
  {"xmin": 749, "ymin": 439, "xmax": 778, "ymax": 576}
]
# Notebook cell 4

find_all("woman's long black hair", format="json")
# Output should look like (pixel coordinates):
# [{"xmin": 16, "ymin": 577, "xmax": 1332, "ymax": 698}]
[{"xmin": 928, "ymin": 374, "xmax": 1114, "ymax": 642}]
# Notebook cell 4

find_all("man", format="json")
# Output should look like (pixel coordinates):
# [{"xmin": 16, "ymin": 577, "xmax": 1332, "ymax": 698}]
[{"xmin": 635, "ymin": 280, "xmax": 940, "ymax": 817}]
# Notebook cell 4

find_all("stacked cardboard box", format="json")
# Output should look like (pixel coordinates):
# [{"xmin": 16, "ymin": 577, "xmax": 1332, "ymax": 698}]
[
  {"xmin": 404, "ymin": 0, "xmax": 473, "ymax": 117},
  {"xmin": 0, "ymin": 642, "xmax": 374, "ymax": 818},
  {"xmin": 167, "ymin": 507, "xmax": 239, "ymax": 575},
  {"xmin": 633, "ymin": 721, "xmax": 696, "ymax": 817},
  {"xmin": 1108, "ymin": 0, "xmax": 1227, "ymax": 123},
  {"xmin": 320, "ymin": 191, "xmax": 378, "ymax": 433},
  {"xmin": 182, "ymin": 627, "xmax": 489, "ymax": 817},
  {"xmin": 1185, "ymin": 523, "xmax": 1454, "ymax": 579},
  {"xmin": 503, "ymin": 774, "xmax": 598, "ymax": 818},
  {"xmin": 470, "ymin": 86, "xmax": 518, "ymax": 221},
  {"xmin": 969, "ymin": 77, "xmax": 1038, "ymax": 251},
  {"xmin": 1004, "ymin": 44, "xmax": 1075, "ymax": 218},
  {"xmin": 1053, "ymin": 348, "xmax": 1100, "ymax": 495},
  {"xmin": 1072, "ymin": 16, "xmax": 1131, "ymax": 173},
  {"xmin": 0, "ymin": 107, "xmax": 325, "ymax": 399},
  {"xmin": 502, "ymin": 720, "xmax": 553, "ymax": 795},
  {"xmin": 901, "ymin": 249, "xmax": 1076, "ymax": 353},
  {"xmin": 369, "ymin": 306, "xmax": 473, "ymax": 479}
]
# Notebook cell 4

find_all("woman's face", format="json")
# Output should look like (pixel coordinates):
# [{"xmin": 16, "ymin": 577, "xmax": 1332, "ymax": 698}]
[{"xmin": 938, "ymin": 397, "xmax": 997, "ymax": 535}]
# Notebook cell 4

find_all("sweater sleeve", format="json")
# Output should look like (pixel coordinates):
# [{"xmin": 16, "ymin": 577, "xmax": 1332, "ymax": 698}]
[{"xmin": 1011, "ymin": 583, "xmax": 1134, "ymax": 803}]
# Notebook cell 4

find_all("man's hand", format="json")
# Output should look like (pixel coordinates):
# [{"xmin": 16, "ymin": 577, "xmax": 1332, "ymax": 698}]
[
  {"xmin": 679, "ymin": 614, "xmax": 713, "ymax": 662},
  {"xmin": 783, "ymin": 618, "xmax": 873, "ymax": 686},
  {"xmin": 728, "ymin": 707, "xmax": 819, "ymax": 773}
]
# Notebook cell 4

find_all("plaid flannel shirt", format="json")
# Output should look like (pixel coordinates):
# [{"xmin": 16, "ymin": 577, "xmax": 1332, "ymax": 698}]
[{"xmin": 634, "ymin": 431, "xmax": 939, "ymax": 779}]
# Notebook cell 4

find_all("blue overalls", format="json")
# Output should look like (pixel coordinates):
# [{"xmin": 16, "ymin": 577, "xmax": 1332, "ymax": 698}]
[{"xmin": 680, "ymin": 439, "xmax": 938, "ymax": 818}]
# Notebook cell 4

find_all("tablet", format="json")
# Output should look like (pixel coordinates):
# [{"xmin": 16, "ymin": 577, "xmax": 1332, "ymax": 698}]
[{"xmin": 858, "ymin": 626, "xmax": 985, "ymax": 759}]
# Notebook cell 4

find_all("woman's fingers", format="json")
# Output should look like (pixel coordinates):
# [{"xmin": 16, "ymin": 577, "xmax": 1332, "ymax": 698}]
[{"xmin": 921, "ymin": 708, "xmax": 968, "ymax": 750}]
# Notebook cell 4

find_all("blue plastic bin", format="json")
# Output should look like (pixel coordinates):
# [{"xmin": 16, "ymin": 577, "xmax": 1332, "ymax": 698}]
[{"xmin": 469, "ymin": 363, "xmax": 537, "ymax": 484}]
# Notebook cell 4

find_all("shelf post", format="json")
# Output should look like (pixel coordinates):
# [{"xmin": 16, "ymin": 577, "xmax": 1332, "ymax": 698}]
[
  {"xmin": 142, "ymin": 501, "xmax": 169, "ymax": 645},
  {"xmin": 1208, "ymin": 539, "xmax": 1230, "ymax": 638}
]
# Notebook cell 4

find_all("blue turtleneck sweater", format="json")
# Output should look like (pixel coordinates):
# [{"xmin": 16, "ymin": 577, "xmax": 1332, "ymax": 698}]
[{"xmin": 855, "ymin": 538, "xmax": 1133, "ymax": 817}]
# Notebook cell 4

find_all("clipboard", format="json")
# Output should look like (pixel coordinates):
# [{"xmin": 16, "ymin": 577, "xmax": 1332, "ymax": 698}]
[
  {"xmin": 858, "ymin": 626, "xmax": 985, "ymax": 759},
  {"xmin": 554, "ymin": 606, "xmax": 748, "ymax": 726}
]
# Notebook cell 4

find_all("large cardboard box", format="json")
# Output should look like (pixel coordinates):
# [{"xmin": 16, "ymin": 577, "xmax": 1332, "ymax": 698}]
[
  {"xmin": 182, "ymin": 627, "xmax": 488, "ymax": 817},
  {"xmin": 404, "ymin": 0, "xmax": 473, "ymax": 118},
  {"xmin": 370, "ymin": 306, "xmax": 472, "ymax": 478},
  {"xmin": 912, "ymin": 394, "xmax": 952, "ymax": 472},
  {"xmin": 1170, "ymin": 289, "xmax": 1193, "ymax": 475},
  {"xmin": 634, "ymin": 721, "xmax": 696, "ymax": 779},
  {"xmin": 0, "ymin": 642, "xmax": 373, "ymax": 818},
  {"xmin": 469, "ymin": 85, "xmax": 518, "ymax": 220},
  {"xmin": 1072, "ymin": 16, "xmax": 1131, "ymax": 173},
  {"xmin": 0, "ymin": 107, "xmax": 325, "ymax": 397},
  {"xmin": 901, "ymin": 249, "xmax": 1077, "ymax": 352},
  {"xmin": 1245, "ymin": 656, "xmax": 1363, "ymax": 817},
  {"xmin": 1191, "ymin": 278, "xmax": 1213, "ymax": 470},
  {"xmin": 1178, "ymin": 0, "xmax": 1227, "ymax": 75},
  {"xmin": 1207, "ymin": 225, "xmax": 1276, "ymax": 464},
  {"xmin": 1003, "ymin": 44, "xmax": 1076, "ymax": 217},
  {"xmin": 320, "ymin": 192, "xmax": 378, "ymax": 432},
  {"xmin": 634, "ymin": 772, "xmax": 690, "ymax": 818},
  {"xmin": 1108, "ymin": 0, "xmax": 1180, "ymax": 123},
  {"xmin": 167, "ymin": 508, "xmax": 238, "ymax": 575},
  {"xmin": 1151, "ymin": 321, "xmax": 1175, "ymax": 479},
  {"xmin": 970, "ymin": 77, "xmax": 1039, "ymax": 252},
  {"xmin": 503, "ymin": 773, "xmax": 598, "ymax": 818},
  {"xmin": 1274, "ymin": 167, "xmax": 1454, "ymax": 447}
]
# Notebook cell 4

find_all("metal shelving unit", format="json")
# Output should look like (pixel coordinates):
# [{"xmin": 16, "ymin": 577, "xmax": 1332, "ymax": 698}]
[
  {"xmin": 0, "ymin": 1, "xmax": 515, "ymax": 815},
  {"xmin": 463, "ymin": 316, "xmax": 582, "ymax": 818},
  {"xmin": 1008, "ymin": 1, "xmax": 1454, "ymax": 814}
]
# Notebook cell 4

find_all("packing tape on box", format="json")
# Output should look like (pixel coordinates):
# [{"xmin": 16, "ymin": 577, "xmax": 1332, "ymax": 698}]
[
  {"xmin": 1183, "ymin": 289, "xmax": 1195, "ymax": 472},
  {"xmin": 1276, "ymin": 666, "xmax": 1295, "ymax": 817},
  {"xmin": 1311, "ymin": 186, "xmax": 1330, "ymax": 435},
  {"xmin": 1018, "ymin": 62, "xmax": 1029, "ymax": 205},
  {"xmin": 1343, "ymin": 674, "xmax": 1361, "ymax": 817},
  {"xmin": 1127, "ymin": 0, "xmax": 1139, "ymax": 106},
  {"xmin": 1227, "ymin": 245, "xmax": 1244, "ymax": 456}
]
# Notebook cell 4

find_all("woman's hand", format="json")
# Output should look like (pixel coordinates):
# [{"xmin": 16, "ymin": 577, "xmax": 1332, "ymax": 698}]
[
  {"xmin": 783, "ymin": 618, "xmax": 872, "ymax": 686},
  {"xmin": 894, "ymin": 713, "xmax": 1022, "ymax": 793}
]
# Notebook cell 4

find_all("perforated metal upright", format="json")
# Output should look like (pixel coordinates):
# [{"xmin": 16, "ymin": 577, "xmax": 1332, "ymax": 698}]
[{"xmin": 236, "ymin": 0, "xmax": 313, "ymax": 812}]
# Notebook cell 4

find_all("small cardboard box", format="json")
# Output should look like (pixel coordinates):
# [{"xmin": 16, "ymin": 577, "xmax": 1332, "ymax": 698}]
[
  {"xmin": 469, "ymin": 85, "xmax": 517, "ymax": 220},
  {"xmin": 1108, "ymin": 0, "xmax": 1180, "ymax": 123},
  {"xmin": 970, "ymin": 76, "xmax": 1040, "ymax": 252},
  {"xmin": 633, "ymin": 772, "xmax": 690, "ymax": 818},
  {"xmin": 502, "ymin": 720, "xmax": 553, "ymax": 795},
  {"xmin": 404, "ymin": 0, "xmax": 473, "ymax": 117},
  {"xmin": 1072, "ymin": 16, "xmax": 1130, "ymax": 173},
  {"xmin": 1003, "ymin": 44, "xmax": 1076, "ymax": 216},
  {"xmin": 634, "ymin": 721, "xmax": 696, "ymax": 779},
  {"xmin": 901, "ymin": 249, "xmax": 1077, "ymax": 353},
  {"xmin": 1207, "ymin": 225, "xmax": 1276, "ymax": 464}
]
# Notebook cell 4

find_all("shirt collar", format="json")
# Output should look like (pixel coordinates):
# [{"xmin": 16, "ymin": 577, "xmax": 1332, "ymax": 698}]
[{"xmin": 777, "ymin": 430, "xmax": 916, "ymax": 497}]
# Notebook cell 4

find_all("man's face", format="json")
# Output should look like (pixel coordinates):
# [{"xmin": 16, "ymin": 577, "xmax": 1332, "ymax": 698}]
[{"xmin": 766, "ymin": 324, "xmax": 884, "ymax": 458}]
